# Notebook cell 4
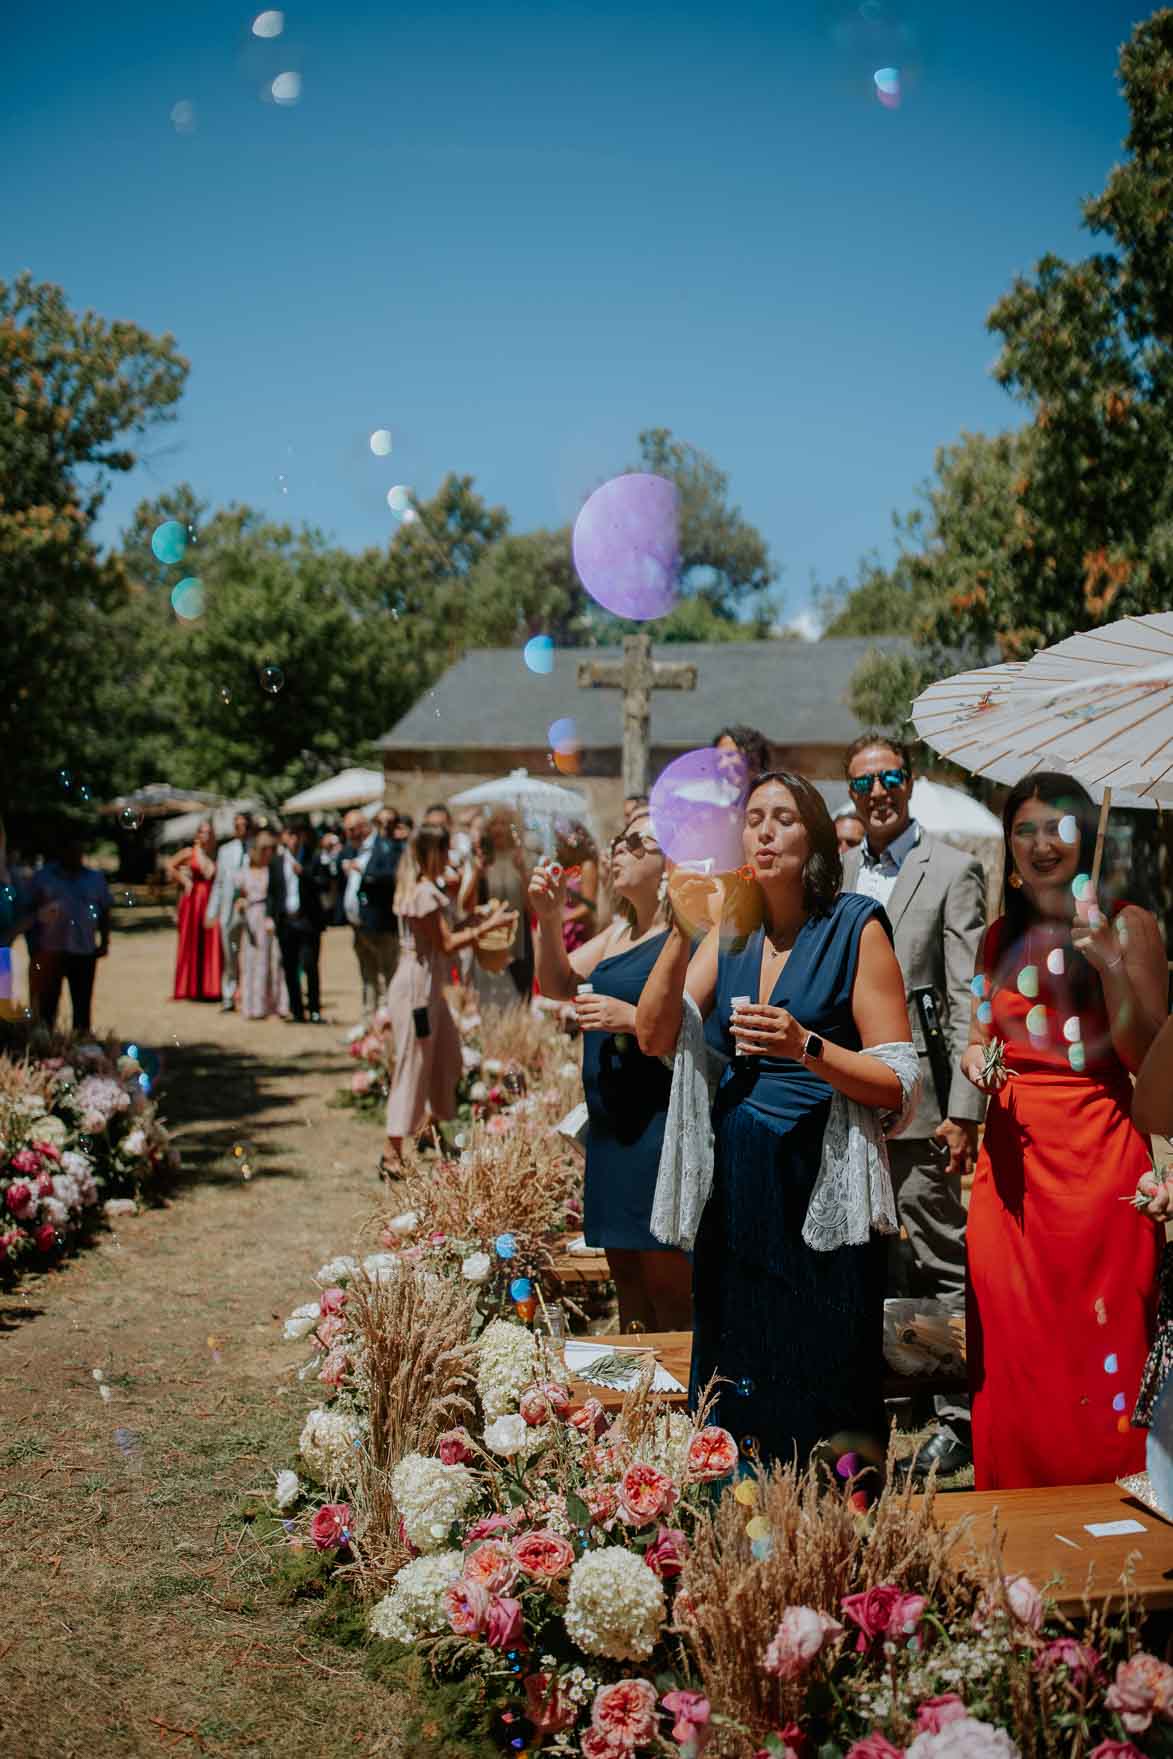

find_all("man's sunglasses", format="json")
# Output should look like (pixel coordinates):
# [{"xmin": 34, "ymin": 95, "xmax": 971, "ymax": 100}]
[
  {"xmin": 848, "ymin": 767, "xmax": 908, "ymax": 797},
  {"xmin": 610, "ymin": 831, "xmax": 661, "ymax": 857}
]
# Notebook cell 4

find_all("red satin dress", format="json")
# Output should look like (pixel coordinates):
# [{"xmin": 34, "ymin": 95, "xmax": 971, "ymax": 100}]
[
  {"xmin": 967, "ymin": 913, "xmax": 1159, "ymax": 1489},
  {"xmin": 172, "ymin": 853, "xmax": 223, "ymax": 1001}
]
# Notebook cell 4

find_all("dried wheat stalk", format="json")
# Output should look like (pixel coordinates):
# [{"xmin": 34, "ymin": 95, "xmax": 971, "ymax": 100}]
[{"xmin": 391, "ymin": 1130, "xmax": 578, "ymax": 1254}]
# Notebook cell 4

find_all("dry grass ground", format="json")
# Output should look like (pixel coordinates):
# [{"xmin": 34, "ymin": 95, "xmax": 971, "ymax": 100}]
[{"xmin": 0, "ymin": 907, "xmax": 403, "ymax": 1758}]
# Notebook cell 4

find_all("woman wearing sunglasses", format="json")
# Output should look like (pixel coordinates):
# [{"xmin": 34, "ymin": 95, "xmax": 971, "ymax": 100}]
[{"xmin": 530, "ymin": 812, "xmax": 692, "ymax": 1332}]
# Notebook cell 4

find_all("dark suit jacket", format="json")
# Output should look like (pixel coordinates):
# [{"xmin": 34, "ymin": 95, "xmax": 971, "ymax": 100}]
[
  {"xmin": 355, "ymin": 835, "xmax": 400, "ymax": 934},
  {"xmin": 269, "ymin": 849, "xmax": 328, "ymax": 931},
  {"xmin": 842, "ymin": 831, "xmax": 988, "ymax": 1138}
]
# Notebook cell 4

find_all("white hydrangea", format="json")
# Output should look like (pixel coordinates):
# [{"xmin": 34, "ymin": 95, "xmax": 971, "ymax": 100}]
[
  {"xmin": 483, "ymin": 1414, "xmax": 528, "ymax": 1456},
  {"xmin": 274, "ymin": 1469, "xmax": 301, "ymax": 1509},
  {"xmin": 42, "ymin": 1197, "xmax": 69, "ymax": 1229},
  {"xmin": 388, "ymin": 1210, "xmax": 418, "ymax": 1235},
  {"xmin": 633, "ymin": 1411, "xmax": 694, "ymax": 1481},
  {"xmin": 31, "ymin": 1115, "xmax": 68, "ymax": 1148},
  {"xmin": 298, "ymin": 1405, "xmax": 362, "ymax": 1486},
  {"xmin": 361, "ymin": 1252, "xmax": 400, "ymax": 1284},
  {"xmin": 104, "ymin": 1197, "xmax": 137, "ymax": 1218},
  {"xmin": 390, "ymin": 1452, "xmax": 480, "ymax": 1552},
  {"xmin": 51, "ymin": 1173, "xmax": 82, "ymax": 1213},
  {"xmin": 62, "ymin": 1151, "xmax": 98, "ymax": 1205},
  {"xmin": 565, "ymin": 1546, "xmax": 666, "ymax": 1661},
  {"xmin": 315, "ymin": 1256, "xmax": 358, "ymax": 1284},
  {"xmin": 461, "ymin": 1251, "xmax": 491, "ymax": 1283},
  {"xmin": 284, "ymin": 1303, "xmax": 321, "ymax": 1342},
  {"xmin": 907, "ymin": 1720, "xmax": 1021, "ymax": 1759},
  {"xmin": 120, "ymin": 1127, "xmax": 148, "ymax": 1159},
  {"xmin": 369, "ymin": 1551, "xmax": 463, "ymax": 1643},
  {"xmin": 476, "ymin": 1317, "xmax": 537, "ymax": 1418}
]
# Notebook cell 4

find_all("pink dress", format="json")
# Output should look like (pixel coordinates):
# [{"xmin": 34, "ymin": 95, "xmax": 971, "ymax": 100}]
[
  {"xmin": 385, "ymin": 879, "xmax": 463, "ymax": 1137},
  {"xmin": 235, "ymin": 865, "xmax": 284, "ymax": 1019}
]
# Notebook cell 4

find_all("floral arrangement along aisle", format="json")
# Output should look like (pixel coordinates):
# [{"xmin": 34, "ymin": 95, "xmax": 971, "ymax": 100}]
[
  {"xmin": 270, "ymin": 1254, "xmax": 1166, "ymax": 1759},
  {"xmin": 0, "ymin": 1034, "xmax": 179, "ymax": 1281}
]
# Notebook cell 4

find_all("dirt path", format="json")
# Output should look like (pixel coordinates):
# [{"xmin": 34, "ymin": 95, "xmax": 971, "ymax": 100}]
[{"xmin": 1, "ymin": 910, "xmax": 401, "ymax": 1757}]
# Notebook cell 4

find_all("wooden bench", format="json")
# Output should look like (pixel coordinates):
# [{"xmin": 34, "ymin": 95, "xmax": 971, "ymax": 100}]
[{"xmin": 923, "ymin": 1481, "xmax": 1173, "ymax": 1612}]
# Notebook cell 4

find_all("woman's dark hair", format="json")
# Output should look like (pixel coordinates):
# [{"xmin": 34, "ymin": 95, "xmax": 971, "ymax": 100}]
[
  {"xmin": 996, "ymin": 770, "xmax": 1102, "ymax": 1005},
  {"xmin": 714, "ymin": 724, "xmax": 771, "ymax": 779},
  {"xmin": 746, "ymin": 770, "xmax": 842, "ymax": 916},
  {"xmin": 414, "ymin": 823, "xmax": 450, "ymax": 872}
]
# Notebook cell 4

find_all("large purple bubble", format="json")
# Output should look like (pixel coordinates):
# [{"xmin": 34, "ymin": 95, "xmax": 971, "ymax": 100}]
[
  {"xmin": 649, "ymin": 746, "xmax": 748, "ymax": 873},
  {"xmin": 572, "ymin": 473, "xmax": 680, "ymax": 621}
]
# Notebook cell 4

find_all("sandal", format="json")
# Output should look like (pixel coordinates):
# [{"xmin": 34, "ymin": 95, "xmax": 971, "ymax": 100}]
[{"xmin": 377, "ymin": 1155, "xmax": 398, "ymax": 1183}]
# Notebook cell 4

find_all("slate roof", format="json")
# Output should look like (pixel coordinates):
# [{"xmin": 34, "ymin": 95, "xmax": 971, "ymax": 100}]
[{"xmin": 379, "ymin": 639, "xmax": 914, "ymax": 752}]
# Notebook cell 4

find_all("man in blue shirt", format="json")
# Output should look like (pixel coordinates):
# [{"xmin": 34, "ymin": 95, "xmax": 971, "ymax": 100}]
[{"xmin": 30, "ymin": 828, "xmax": 112, "ymax": 1032}]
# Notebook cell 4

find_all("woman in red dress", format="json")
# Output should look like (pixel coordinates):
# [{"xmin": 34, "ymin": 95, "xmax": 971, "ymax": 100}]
[
  {"xmin": 962, "ymin": 772, "xmax": 1168, "ymax": 1489},
  {"xmin": 168, "ymin": 819, "xmax": 223, "ymax": 1001}
]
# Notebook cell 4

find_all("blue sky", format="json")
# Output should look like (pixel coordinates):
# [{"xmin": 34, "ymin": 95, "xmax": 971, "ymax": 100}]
[{"xmin": 1, "ymin": 0, "xmax": 1147, "ymax": 630}]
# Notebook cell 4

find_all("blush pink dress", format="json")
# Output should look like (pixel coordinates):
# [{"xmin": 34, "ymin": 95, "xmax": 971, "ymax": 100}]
[{"xmin": 384, "ymin": 879, "xmax": 463, "ymax": 1137}]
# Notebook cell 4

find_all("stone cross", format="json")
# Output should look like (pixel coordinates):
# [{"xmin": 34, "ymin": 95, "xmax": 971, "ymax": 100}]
[{"xmin": 577, "ymin": 633, "xmax": 697, "ymax": 796}]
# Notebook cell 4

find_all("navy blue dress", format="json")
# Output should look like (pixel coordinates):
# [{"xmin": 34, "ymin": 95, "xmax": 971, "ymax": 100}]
[
  {"xmin": 692, "ymin": 891, "xmax": 892, "ymax": 1466},
  {"xmin": 582, "ymin": 931, "xmax": 674, "ymax": 1252}
]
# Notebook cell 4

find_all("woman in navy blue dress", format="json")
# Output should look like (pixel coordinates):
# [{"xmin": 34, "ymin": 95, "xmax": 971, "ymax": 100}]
[
  {"xmin": 531, "ymin": 811, "xmax": 692, "ymax": 1332},
  {"xmin": 637, "ymin": 773, "xmax": 910, "ymax": 1468}
]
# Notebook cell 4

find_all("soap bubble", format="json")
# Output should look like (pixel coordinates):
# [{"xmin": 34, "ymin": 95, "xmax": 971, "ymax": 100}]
[
  {"xmin": 57, "ymin": 768, "xmax": 72, "ymax": 791},
  {"xmin": 874, "ymin": 66, "xmax": 901, "ymax": 107},
  {"xmin": 970, "ymin": 975, "xmax": 989, "ymax": 999},
  {"xmin": 1113, "ymin": 1392, "xmax": 1127, "ymax": 1413},
  {"xmin": 170, "ymin": 100, "xmax": 196, "ymax": 134},
  {"xmin": 1017, "ymin": 966, "xmax": 1039, "ymax": 999},
  {"xmin": 1046, "ymin": 948, "xmax": 1065, "ymax": 976},
  {"xmin": 1104, "ymin": 1353, "xmax": 1119, "ymax": 1375},
  {"xmin": 1068, "ymin": 1043, "xmax": 1086, "ymax": 1072},
  {"xmin": 523, "ymin": 635, "xmax": 554, "ymax": 675},
  {"xmin": 572, "ymin": 473, "xmax": 680, "ymax": 621},
  {"xmin": 151, "ymin": 520, "xmax": 187, "ymax": 564},
  {"xmin": 387, "ymin": 485, "xmax": 412, "ymax": 516},
  {"xmin": 745, "ymin": 1513, "xmax": 771, "ymax": 1539},
  {"xmin": 740, "ymin": 1434, "xmax": 759, "ymax": 1458},
  {"xmin": 1058, "ymin": 814, "xmax": 1079, "ymax": 845},
  {"xmin": 252, "ymin": 8, "xmax": 284, "ymax": 35},
  {"xmin": 735, "ymin": 1377, "xmax": 755, "ymax": 1397},
  {"xmin": 976, "ymin": 1001, "xmax": 993, "ymax": 1026},
  {"xmin": 1025, "ymin": 1004, "xmax": 1047, "ymax": 1038},
  {"xmin": 219, "ymin": 685, "xmax": 233, "ymax": 705},
  {"xmin": 649, "ymin": 745, "xmax": 747, "ymax": 872},
  {"xmin": 1062, "ymin": 1016, "xmax": 1082, "ymax": 1044},
  {"xmin": 119, "ymin": 806, "xmax": 144, "ymax": 832},
  {"xmin": 401, "ymin": 508, "xmax": 419, "ymax": 526},
  {"xmin": 369, "ymin": 429, "xmax": 393, "ymax": 456},
  {"xmin": 1073, "ymin": 873, "xmax": 1093, "ymax": 902},
  {"xmin": 271, "ymin": 71, "xmax": 301, "ymax": 104},
  {"xmin": 259, "ymin": 664, "xmax": 284, "ymax": 694},
  {"xmin": 547, "ymin": 718, "xmax": 578, "ymax": 756},
  {"xmin": 170, "ymin": 577, "xmax": 204, "ymax": 621}
]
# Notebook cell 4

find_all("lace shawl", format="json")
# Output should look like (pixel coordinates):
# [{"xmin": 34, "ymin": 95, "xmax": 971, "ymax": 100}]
[{"xmin": 650, "ymin": 1001, "xmax": 921, "ymax": 1253}]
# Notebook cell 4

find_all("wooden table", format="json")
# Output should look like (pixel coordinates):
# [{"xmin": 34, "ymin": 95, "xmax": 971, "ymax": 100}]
[
  {"xmin": 565, "ymin": 1331, "xmax": 691, "ymax": 1412},
  {"xmin": 549, "ymin": 1250, "xmax": 612, "ymax": 1289},
  {"xmin": 928, "ymin": 1481, "xmax": 1173, "ymax": 1612}
]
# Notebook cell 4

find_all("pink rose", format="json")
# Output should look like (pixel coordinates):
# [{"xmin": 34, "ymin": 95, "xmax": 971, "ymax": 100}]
[
  {"xmin": 350, "ymin": 1069, "xmax": 374, "ymax": 1095},
  {"xmin": 1089, "ymin": 1744, "xmax": 1147, "ymax": 1759},
  {"xmin": 437, "ymin": 1428, "xmax": 475, "ymax": 1465},
  {"xmin": 762, "ymin": 1606, "xmax": 845, "ymax": 1679},
  {"xmin": 314, "ymin": 1314, "xmax": 347, "ymax": 1350},
  {"xmin": 661, "ymin": 1690, "xmax": 711, "ymax": 1748},
  {"xmin": 464, "ymin": 1511, "xmax": 522, "ymax": 1545},
  {"xmin": 443, "ymin": 1579, "xmax": 491, "ymax": 1636},
  {"xmin": 591, "ymin": 1677, "xmax": 658, "ymax": 1748},
  {"xmin": 915, "ymin": 1696, "xmax": 968, "ymax": 1733},
  {"xmin": 5, "ymin": 1182, "xmax": 34, "ymax": 1221},
  {"xmin": 841, "ymin": 1585, "xmax": 924, "ymax": 1651},
  {"xmin": 310, "ymin": 1502, "xmax": 352, "ymax": 1551},
  {"xmin": 585, "ymin": 1483, "xmax": 620, "ymax": 1527},
  {"xmin": 10, "ymin": 1148, "xmax": 40, "ymax": 1176},
  {"xmin": 484, "ymin": 1593, "xmax": 525, "ymax": 1650},
  {"xmin": 318, "ymin": 1286, "xmax": 348, "ymax": 1316},
  {"xmin": 645, "ymin": 1525, "xmax": 689, "ymax": 1579},
  {"xmin": 618, "ymin": 1461, "xmax": 679, "ymax": 1527},
  {"xmin": 581, "ymin": 1734, "xmax": 627, "ymax": 1759},
  {"xmin": 463, "ymin": 1539, "xmax": 519, "ymax": 1594},
  {"xmin": 318, "ymin": 1346, "xmax": 350, "ymax": 1389},
  {"xmin": 519, "ymin": 1381, "xmax": 571, "ymax": 1425},
  {"xmin": 1002, "ymin": 1573, "xmax": 1043, "ymax": 1633},
  {"xmin": 396, "ymin": 1516, "xmax": 419, "ymax": 1557},
  {"xmin": 35, "ymin": 1222, "xmax": 56, "ymax": 1252},
  {"xmin": 568, "ymin": 1398, "xmax": 607, "ymax": 1439},
  {"xmin": 685, "ymin": 1426, "xmax": 739, "ymax": 1481},
  {"xmin": 486, "ymin": 1114, "xmax": 513, "ymax": 1136},
  {"xmin": 32, "ymin": 1139, "xmax": 61, "ymax": 1162},
  {"xmin": 512, "ymin": 1529, "xmax": 575, "ymax": 1580},
  {"xmin": 844, "ymin": 1739, "xmax": 903, "ymax": 1759},
  {"xmin": 523, "ymin": 1672, "xmax": 576, "ymax": 1735},
  {"xmin": 1037, "ymin": 1638, "xmax": 1100, "ymax": 1684},
  {"xmin": 1105, "ymin": 1653, "xmax": 1173, "ymax": 1733}
]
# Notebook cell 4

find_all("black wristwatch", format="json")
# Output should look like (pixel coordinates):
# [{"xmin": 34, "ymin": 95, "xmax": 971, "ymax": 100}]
[{"xmin": 803, "ymin": 1032, "xmax": 825, "ymax": 1062}]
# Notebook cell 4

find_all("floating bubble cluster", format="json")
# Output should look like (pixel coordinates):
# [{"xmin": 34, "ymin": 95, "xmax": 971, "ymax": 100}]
[
  {"xmin": 151, "ymin": 521, "xmax": 187, "ymax": 565},
  {"xmin": 523, "ymin": 635, "xmax": 554, "ymax": 675},
  {"xmin": 572, "ymin": 473, "xmax": 680, "ymax": 621},
  {"xmin": 649, "ymin": 745, "xmax": 747, "ymax": 872}
]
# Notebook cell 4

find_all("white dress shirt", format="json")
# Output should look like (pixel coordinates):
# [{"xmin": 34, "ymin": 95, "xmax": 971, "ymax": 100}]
[
  {"xmin": 343, "ymin": 832, "xmax": 376, "ymax": 927},
  {"xmin": 852, "ymin": 818, "xmax": 921, "ymax": 911}
]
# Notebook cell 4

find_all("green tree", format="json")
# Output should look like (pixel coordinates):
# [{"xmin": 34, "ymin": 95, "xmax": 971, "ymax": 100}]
[
  {"xmin": 459, "ymin": 528, "xmax": 590, "ymax": 647},
  {"xmin": 0, "ymin": 273, "xmax": 187, "ymax": 817}
]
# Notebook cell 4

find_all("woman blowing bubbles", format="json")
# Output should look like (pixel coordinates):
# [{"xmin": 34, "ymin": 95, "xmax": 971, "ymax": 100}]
[
  {"xmin": 529, "ymin": 810, "xmax": 692, "ymax": 1333},
  {"xmin": 636, "ymin": 772, "xmax": 914, "ymax": 1470}
]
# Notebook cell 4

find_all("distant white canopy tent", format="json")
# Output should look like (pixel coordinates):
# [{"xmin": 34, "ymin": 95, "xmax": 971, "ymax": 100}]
[
  {"xmin": 282, "ymin": 768, "xmax": 386, "ymax": 814},
  {"xmin": 103, "ymin": 782, "xmax": 223, "ymax": 821},
  {"xmin": 158, "ymin": 801, "xmax": 261, "ymax": 847},
  {"xmin": 447, "ymin": 769, "xmax": 596, "ymax": 856}
]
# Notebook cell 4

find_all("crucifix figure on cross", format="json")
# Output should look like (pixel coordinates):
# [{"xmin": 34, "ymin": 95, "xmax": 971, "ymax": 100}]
[{"xmin": 577, "ymin": 633, "xmax": 698, "ymax": 796}]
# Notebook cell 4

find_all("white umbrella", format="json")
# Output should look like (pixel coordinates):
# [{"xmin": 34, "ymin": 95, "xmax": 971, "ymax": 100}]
[
  {"xmin": 909, "ymin": 778, "xmax": 1002, "ymax": 841},
  {"xmin": 448, "ymin": 769, "xmax": 593, "ymax": 858},
  {"xmin": 282, "ymin": 768, "xmax": 386, "ymax": 813},
  {"xmin": 911, "ymin": 614, "xmax": 1173, "ymax": 883}
]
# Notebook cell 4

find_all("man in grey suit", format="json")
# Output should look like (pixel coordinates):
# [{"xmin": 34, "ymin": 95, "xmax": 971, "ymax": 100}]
[
  {"xmin": 841, "ymin": 735, "xmax": 986, "ymax": 1478},
  {"xmin": 204, "ymin": 812, "xmax": 252, "ymax": 1012}
]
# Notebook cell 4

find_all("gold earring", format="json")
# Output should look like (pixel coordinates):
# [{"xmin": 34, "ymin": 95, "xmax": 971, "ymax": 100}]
[{"xmin": 1008, "ymin": 871, "xmax": 1023, "ymax": 889}]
